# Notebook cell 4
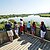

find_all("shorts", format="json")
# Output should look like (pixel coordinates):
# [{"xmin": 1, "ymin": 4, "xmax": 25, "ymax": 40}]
[
  {"xmin": 40, "ymin": 30, "xmax": 46, "ymax": 38},
  {"xmin": 31, "ymin": 29, "xmax": 35, "ymax": 33},
  {"xmin": 15, "ymin": 29, "xmax": 18, "ymax": 35},
  {"xmin": 27, "ymin": 28, "xmax": 31, "ymax": 31},
  {"xmin": 7, "ymin": 30, "xmax": 14, "ymax": 36}
]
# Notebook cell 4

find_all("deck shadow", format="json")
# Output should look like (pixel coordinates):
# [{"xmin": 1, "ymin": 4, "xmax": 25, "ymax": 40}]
[{"xmin": 17, "ymin": 34, "xmax": 38, "ymax": 45}]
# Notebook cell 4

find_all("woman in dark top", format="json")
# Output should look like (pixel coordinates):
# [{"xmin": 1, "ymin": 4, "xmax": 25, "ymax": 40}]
[{"xmin": 40, "ymin": 21, "xmax": 47, "ymax": 43}]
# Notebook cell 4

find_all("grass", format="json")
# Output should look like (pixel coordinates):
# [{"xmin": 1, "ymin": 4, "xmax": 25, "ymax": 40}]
[
  {"xmin": 34, "ymin": 13, "xmax": 50, "ymax": 17},
  {"xmin": 0, "ymin": 24, "xmax": 5, "ymax": 30}
]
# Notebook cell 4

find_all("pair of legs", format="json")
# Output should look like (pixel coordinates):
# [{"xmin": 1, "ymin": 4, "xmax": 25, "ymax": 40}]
[
  {"xmin": 14, "ymin": 29, "xmax": 19, "ymax": 38},
  {"xmin": 27, "ymin": 28, "xmax": 31, "ymax": 34},
  {"xmin": 8, "ymin": 36, "xmax": 13, "ymax": 42},
  {"xmin": 7, "ymin": 30, "xmax": 14, "ymax": 42},
  {"xmin": 40, "ymin": 30, "xmax": 46, "ymax": 43},
  {"xmin": 31, "ymin": 28, "xmax": 35, "ymax": 37},
  {"xmin": 31, "ymin": 31, "xmax": 35, "ymax": 37}
]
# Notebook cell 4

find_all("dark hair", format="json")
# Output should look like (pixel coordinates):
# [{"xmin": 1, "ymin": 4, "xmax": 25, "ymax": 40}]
[
  {"xmin": 28, "ymin": 21, "xmax": 30, "ymax": 23},
  {"xmin": 41, "ymin": 21, "xmax": 44, "ymax": 25},
  {"xmin": 14, "ymin": 22, "xmax": 17, "ymax": 24},
  {"xmin": 32, "ymin": 22, "xmax": 35, "ymax": 26},
  {"xmin": 20, "ymin": 19, "xmax": 23, "ymax": 21}
]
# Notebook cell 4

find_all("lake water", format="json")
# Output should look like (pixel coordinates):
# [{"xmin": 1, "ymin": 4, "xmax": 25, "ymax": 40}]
[{"xmin": 0, "ymin": 15, "xmax": 50, "ymax": 27}]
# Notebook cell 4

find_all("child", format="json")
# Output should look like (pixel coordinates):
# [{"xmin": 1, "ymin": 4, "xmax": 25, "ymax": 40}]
[
  {"xmin": 14, "ymin": 22, "xmax": 19, "ymax": 38},
  {"xmin": 27, "ymin": 21, "xmax": 31, "ymax": 34}
]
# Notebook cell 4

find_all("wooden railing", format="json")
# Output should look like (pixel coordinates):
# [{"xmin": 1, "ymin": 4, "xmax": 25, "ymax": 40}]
[
  {"xmin": 0, "ymin": 31, "xmax": 9, "ymax": 45},
  {"xmin": 0, "ymin": 28, "xmax": 50, "ymax": 44},
  {"xmin": 35, "ymin": 27, "xmax": 50, "ymax": 41}
]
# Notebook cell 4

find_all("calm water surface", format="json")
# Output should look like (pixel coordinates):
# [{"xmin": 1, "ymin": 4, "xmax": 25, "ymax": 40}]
[{"xmin": 0, "ymin": 15, "xmax": 50, "ymax": 27}]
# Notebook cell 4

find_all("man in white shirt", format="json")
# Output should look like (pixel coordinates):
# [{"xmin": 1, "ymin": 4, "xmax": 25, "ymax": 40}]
[{"xmin": 19, "ymin": 18, "xmax": 23, "ymax": 36}]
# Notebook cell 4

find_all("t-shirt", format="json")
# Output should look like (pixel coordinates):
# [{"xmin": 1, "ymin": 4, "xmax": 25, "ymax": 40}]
[
  {"xmin": 27, "ymin": 23, "xmax": 31, "ymax": 28},
  {"xmin": 32, "ymin": 25, "xmax": 36, "ymax": 30},
  {"xmin": 5, "ymin": 23, "xmax": 12, "ymax": 31},
  {"xmin": 14, "ymin": 24, "xmax": 18, "ymax": 30},
  {"xmin": 40, "ymin": 25, "xmax": 46, "ymax": 32},
  {"xmin": 20, "ymin": 21, "xmax": 23, "ymax": 26}
]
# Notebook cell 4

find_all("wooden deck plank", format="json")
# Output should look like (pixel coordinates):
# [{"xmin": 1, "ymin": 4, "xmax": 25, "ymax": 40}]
[
  {"xmin": 24, "ymin": 38, "xmax": 36, "ymax": 50},
  {"xmin": 28, "ymin": 39, "xmax": 39, "ymax": 50},
  {"xmin": 32, "ymin": 42, "xmax": 40, "ymax": 50},
  {"xmin": 42, "ymin": 42, "xmax": 48, "ymax": 50},
  {"xmin": 16, "ymin": 35, "xmax": 34, "ymax": 50},
  {"xmin": 44, "ymin": 42, "xmax": 50, "ymax": 50},
  {"xmin": 31, "ymin": 39, "xmax": 40, "ymax": 50},
  {"xmin": 0, "ymin": 34, "xmax": 50, "ymax": 50},
  {"xmin": 34, "ymin": 43, "xmax": 41, "ymax": 50}
]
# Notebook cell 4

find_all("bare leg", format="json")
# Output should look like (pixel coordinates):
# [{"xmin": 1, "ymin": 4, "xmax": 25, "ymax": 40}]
[
  {"xmin": 9, "ymin": 36, "xmax": 13, "ymax": 42},
  {"xmin": 32, "ymin": 31, "xmax": 35, "ymax": 37},
  {"xmin": 40, "ymin": 37, "xmax": 44, "ymax": 43}
]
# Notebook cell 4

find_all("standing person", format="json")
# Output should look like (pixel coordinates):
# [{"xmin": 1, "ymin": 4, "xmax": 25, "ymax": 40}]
[
  {"xmin": 5, "ymin": 21, "xmax": 14, "ymax": 42},
  {"xmin": 31, "ymin": 22, "xmax": 36, "ymax": 37},
  {"xmin": 19, "ymin": 18, "xmax": 23, "ymax": 36},
  {"xmin": 27, "ymin": 21, "xmax": 31, "ymax": 34},
  {"xmin": 23, "ymin": 22, "xmax": 26, "ymax": 34},
  {"xmin": 40, "ymin": 21, "xmax": 47, "ymax": 43},
  {"xmin": 14, "ymin": 22, "xmax": 19, "ymax": 38}
]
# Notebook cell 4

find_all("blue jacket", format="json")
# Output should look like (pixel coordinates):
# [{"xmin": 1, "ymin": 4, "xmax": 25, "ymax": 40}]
[{"xmin": 5, "ymin": 23, "xmax": 12, "ymax": 31}]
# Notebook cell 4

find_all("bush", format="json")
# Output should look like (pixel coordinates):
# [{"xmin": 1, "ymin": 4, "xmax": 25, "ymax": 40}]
[
  {"xmin": 8, "ymin": 19, "xmax": 15, "ymax": 23},
  {"xmin": 0, "ymin": 24, "xmax": 5, "ymax": 30}
]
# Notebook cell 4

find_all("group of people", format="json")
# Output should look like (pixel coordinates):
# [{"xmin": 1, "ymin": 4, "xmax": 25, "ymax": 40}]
[{"xmin": 5, "ymin": 18, "xmax": 47, "ymax": 43}]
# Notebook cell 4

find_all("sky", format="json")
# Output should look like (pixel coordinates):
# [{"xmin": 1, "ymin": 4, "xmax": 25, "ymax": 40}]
[{"xmin": 0, "ymin": 0, "xmax": 50, "ymax": 15}]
